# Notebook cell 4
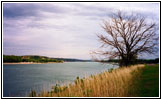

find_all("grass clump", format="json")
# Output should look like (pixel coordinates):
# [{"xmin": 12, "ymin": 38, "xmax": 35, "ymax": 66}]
[{"xmin": 29, "ymin": 90, "xmax": 36, "ymax": 97}]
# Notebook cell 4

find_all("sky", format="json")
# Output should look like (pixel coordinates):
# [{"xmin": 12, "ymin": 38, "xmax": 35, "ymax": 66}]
[{"xmin": 3, "ymin": 2, "xmax": 159, "ymax": 60}]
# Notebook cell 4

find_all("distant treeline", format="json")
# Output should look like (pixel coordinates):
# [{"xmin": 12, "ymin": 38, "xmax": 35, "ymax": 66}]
[
  {"xmin": 53, "ymin": 58, "xmax": 92, "ymax": 62},
  {"xmin": 3, "ymin": 55, "xmax": 92, "ymax": 63},
  {"xmin": 105, "ymin": 58, "xmax": 159, "ymax": 64},
  {"xmin": 3, "ymin": 55, "xmax": 63, "ymax": 63}
]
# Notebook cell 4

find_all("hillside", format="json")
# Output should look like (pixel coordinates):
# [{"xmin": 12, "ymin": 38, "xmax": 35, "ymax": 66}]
[{"xmin": 3, "ymin": 55, "xmax": 92, "ymax": 63}]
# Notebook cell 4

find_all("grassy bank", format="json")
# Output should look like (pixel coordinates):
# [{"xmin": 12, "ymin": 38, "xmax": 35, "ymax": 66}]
[
  {"xmin": 131, "ymin": 64, "xmax": 159, "ymax": 97},
  {"xmin": 29, "ymin": 64, "xmax": 159, "ymax": 97}
]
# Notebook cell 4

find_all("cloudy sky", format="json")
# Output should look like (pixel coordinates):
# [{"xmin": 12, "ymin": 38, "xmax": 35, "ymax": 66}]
[{"xmin": 3, "ymin": 2, "xmax": 159, "ymax": 59}]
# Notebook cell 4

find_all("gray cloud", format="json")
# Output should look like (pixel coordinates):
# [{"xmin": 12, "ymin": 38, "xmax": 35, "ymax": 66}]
[
  {"xmin": 3, "ymin": 3, "xmax": 68, "ymax": 19},
  {"xmin": 3, "ymin": 3, "xmax": 39, "ymax": 18}
]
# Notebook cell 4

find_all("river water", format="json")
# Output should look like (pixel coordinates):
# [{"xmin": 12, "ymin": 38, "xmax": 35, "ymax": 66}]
[{"xmin": 3, "ymin": 62, "xmax": 118, "ymax": 97}]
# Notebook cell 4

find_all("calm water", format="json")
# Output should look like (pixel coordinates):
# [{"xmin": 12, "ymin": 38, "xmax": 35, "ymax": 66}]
[{"xmin": 3, "ymin": 62, "xmax": 118, "ymax": 97}]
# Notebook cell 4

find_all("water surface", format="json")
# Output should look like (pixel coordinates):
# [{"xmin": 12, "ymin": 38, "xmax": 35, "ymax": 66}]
[{"xmin": 3, "ymin": 62, "xmax": 118, "ymax": 97}]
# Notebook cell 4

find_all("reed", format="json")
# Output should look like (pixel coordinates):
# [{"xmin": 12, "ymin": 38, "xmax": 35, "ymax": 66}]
[{"xmin": 32, "ymin": 64, "xmax": 145, "ymax": 97}]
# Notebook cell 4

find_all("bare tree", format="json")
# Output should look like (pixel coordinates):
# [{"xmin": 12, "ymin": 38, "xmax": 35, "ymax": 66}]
[{"xmin": 95, "ymin": 11, "xmax": 158, "ymax": 67}]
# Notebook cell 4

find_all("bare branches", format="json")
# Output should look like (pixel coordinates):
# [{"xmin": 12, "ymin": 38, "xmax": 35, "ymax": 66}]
[{"xmin": 95, "ymin": 11, "xmax": 158, "ymax": 66}]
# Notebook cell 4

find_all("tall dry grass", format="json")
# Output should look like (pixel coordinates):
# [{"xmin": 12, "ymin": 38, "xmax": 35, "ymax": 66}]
[{"xmin": 33, "ymin": 64, "xmax": 144, "ymax": 97}]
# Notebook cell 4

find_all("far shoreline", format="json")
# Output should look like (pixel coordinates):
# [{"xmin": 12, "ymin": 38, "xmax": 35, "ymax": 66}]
[{"xmin": 3, "ymin": 62, "xmax": 63, "ymax": 65}]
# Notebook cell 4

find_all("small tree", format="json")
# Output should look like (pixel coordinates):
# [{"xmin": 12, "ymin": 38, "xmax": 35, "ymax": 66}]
[{"xmin": 95, "ymin": 11, "xmax": 158, "ymax": 67}]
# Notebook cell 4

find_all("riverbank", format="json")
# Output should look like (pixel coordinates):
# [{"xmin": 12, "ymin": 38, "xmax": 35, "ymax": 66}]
[
  {"xmin": 3, "ymin": 62, "xmax": 63, "ymax": 65},
  {"xmin": 29, "ymin": 64, "xmax": 159, "ymax": 97}
]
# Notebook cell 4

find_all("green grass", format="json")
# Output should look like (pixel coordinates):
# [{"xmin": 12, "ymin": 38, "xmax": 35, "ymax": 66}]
[{"xmin": 134, "ymin": 64, "xmax": 159, "ymax": 97}]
